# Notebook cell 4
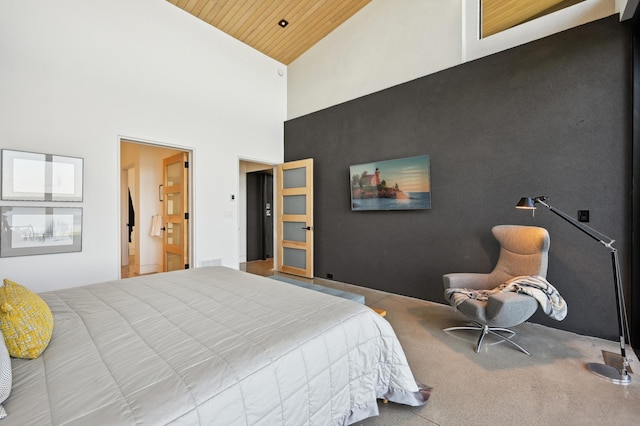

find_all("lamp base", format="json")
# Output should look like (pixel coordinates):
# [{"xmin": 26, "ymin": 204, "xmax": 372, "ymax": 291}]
[{"xmin": 587, "ymin": 362, "xmax": 631, "ymax": 385}]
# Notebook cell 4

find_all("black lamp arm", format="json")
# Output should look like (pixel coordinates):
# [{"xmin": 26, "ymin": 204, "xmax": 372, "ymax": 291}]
[{"xmin": 533, "ymin": 196, "xmax": 615, "ymax": 248}]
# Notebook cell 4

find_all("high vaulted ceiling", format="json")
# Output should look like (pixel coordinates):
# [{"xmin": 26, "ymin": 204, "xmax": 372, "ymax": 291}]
[
  {"xmin": 167, "ymin": 0, "xmax": 372, "ymax": 65},
  {"xmin": 168, "ymin": 0, "xmax": 586, "ymax": 65}
]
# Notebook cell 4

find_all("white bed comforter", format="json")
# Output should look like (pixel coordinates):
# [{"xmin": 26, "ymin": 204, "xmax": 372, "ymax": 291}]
[{"xmin": 6, "ymin": 267, "xmax": 429, "ymax": 425}]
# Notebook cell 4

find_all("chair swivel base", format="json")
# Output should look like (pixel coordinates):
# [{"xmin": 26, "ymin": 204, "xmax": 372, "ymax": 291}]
[{"xmin": 443, "ymin": 322, "xmax": 531, "ymax": 355}]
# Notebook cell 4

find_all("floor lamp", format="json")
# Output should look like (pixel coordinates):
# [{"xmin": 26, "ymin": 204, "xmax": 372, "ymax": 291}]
[{"xmin": 516, "ymin": 196, "xmax": 632, "ymax": 385}]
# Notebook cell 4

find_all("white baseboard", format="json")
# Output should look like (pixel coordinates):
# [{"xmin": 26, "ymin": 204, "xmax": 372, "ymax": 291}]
[{"xmin": 198, "ymin": 259, "xmax": 222, "ymax": 267}]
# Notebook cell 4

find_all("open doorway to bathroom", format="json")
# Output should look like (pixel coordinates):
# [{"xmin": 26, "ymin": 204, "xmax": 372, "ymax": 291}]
[{"xmin": 120, "ymin": 139, "xmax": 191, "ymax": 278}]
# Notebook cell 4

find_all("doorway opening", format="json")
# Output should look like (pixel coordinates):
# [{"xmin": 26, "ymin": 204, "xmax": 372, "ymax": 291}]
[
  {"xmin": 120, "ymin": 139, "xmax": 192, "ymax": 278},
  {"xmin": 247, "ymin": 170, "xmax": 273, "ymax": 261},
  {"xmin": 239, "ymin": 160, "xmax": 275, "ymax": 274}
]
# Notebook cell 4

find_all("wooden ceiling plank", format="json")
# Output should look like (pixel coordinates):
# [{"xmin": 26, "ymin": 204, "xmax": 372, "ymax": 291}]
[
  {"xmin": 236, "ymin": 0, "xmax": 273, "ymax": 40},
  {"xmin": 183, "ymin": 0, "xmax": 201, "ymax": 13},
  {"xmin": 236, "ymin": 4, "xmax": 282, "ymax": 46},
  {"xmin": 190, "ymin": 0, "xmax": 211, "ymax": 17},
  {"xmin": 227, "ymin": 0, "xmax": 262, "ymax": 35},
  {"xmin": 241, "ymin": 1, "xmax": 298, "ymax": 52},
  {"xmin": 254, "ymin": 0, "xmax": 316, "ymax": 55},
  {"xmin": 202, "ymin": 0, "xmax": 228, "ymax": 24},
  {"xmin": 261, "ymin": 0, "xmax": 339, "ymax": 56},
  {"xmin": 216, "ymin": 1, "xmax": 251, "ymax": 31},
  {"xmin": 263, "ymin": 0, "xmax": 337, "ymax": 60},
  {"xmin": 209, "ymin": 0, "xmax": 241, "ymax": 27},
  {"xmin": 196, "ymin": 1, "xmax": 216, "ymax": 21}
]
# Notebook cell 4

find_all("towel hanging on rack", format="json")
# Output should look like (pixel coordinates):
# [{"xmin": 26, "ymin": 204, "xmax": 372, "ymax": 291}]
[{"xmin": 150, "ymin": 215, "xmax": 163, "ymax": 238}]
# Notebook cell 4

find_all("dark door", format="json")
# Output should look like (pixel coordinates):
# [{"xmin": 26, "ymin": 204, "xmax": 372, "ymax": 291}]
[{"xmin": 247, "ymin": 171, "xmax": 273, "ymax": 261}]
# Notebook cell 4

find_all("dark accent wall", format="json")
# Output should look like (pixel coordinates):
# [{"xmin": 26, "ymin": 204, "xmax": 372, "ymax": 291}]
[{"xmin": 284, "ymin": 16, "xmax": 633, "ymax": 340}]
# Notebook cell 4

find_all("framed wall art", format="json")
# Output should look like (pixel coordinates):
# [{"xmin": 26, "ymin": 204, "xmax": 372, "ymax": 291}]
[
  {"xmin": 350, "ymin": 155, "xmax": 431, "ymax": 211},
  {"xmin": 0, "ymin": 206, "xmax": 82, "ymax": 257},
  {"xmin": 1, "ymin": 149, "xmax": 84, "ymax": 201}
]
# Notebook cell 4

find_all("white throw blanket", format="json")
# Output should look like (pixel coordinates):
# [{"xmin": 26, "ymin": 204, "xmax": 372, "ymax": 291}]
[{"xmin": 446, "ymin": 275, "xmax": 567, "ymax": 321}]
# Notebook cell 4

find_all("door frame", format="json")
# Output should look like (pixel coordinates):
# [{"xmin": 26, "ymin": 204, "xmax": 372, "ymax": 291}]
[
  {"xmin": 238, "ymin": 157, "xmax": 314, "ymax": 277},
  {"xmin": 121, "ymin": 164, "xmax": 135, "ymax": 272},
  {"xmin": 118, "ymin": 136, "xmax": 194, "ymax": 278}
]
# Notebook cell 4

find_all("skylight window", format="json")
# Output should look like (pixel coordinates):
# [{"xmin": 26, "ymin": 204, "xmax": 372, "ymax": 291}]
[{"xmin": 481, "ymin": 0, "xmax": 586, "ymax": 38}]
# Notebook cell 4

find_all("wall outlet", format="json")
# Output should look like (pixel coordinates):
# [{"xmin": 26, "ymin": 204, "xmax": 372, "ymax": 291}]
[{"xmin": 578, "ymin": 210, "xmax": 590, "ymax": 222}]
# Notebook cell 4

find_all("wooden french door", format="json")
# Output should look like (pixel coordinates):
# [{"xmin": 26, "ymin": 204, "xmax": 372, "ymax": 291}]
[
  {"xmin": 276, "ymin": 158, "xmax": 314, "ymax": 278},
  {"xmin": 162, "ymin": 152, "xmax": 189, "ymax": 272}
]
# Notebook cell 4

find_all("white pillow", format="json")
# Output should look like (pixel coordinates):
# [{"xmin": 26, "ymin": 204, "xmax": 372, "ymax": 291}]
[{"xmin": 0, "ymin": 330, "xmax": 11, "ymax": 419}]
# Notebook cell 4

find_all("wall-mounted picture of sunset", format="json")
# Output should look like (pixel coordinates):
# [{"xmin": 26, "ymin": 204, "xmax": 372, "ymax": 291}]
[{"xmin": 350, "ymin": 155, "xmax": 431, "ymax": 211}]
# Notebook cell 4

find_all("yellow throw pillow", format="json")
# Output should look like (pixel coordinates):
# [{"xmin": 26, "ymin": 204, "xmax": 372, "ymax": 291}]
[{"xmin": 0, "ymin": 279, "xmax": 53, "ymax": 359}]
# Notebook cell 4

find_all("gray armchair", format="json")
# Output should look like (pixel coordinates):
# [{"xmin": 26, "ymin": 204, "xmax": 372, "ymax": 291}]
[{"xmin": 443, "ymin": 225, "xmax": 550, "ymax": 355}]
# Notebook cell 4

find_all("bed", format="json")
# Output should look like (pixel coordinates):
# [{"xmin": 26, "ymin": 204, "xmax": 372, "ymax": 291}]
[{"xmin": 3, "ymin": 266, "xmax": 430, "ymax": 425}]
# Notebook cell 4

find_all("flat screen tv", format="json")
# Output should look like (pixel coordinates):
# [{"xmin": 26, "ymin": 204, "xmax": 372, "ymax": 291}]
[{"xmin": 350, "ymin": 155, "xmax": 431, "ymax": 211}]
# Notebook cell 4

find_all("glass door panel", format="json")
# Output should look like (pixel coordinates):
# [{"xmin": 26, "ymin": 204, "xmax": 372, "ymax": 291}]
[
  {"xmin": 166, "ymin": 192, "xmax": 182, "ymax": 216},
  {"xmin": 166, "ymin": 252, "xmax": 183, "ymax": 272},
  {"xmin": 283, "ymin": 221, "xmax": 307, "ymax": 243},
  {"xmin": 166, "ymin": 162, "xmax": 183, "ymax": 186},
  {"xmin": 283, "ymin": 247, "xmax": 306, "ymax": 270},
  {"xmin": 283, "ymin": 167, "xmax": 306, "ymax": 188},
  {"xmin": 166, "ymin": 222, "xmax": 182, "ymax": 246},
  {"xmin": 283, "ymin": 195, "xmax": 306, "ymax": 215}
]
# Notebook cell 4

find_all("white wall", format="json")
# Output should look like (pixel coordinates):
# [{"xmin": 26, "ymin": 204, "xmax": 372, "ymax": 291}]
[
  {"xmin": 287, "ymin": 0, "xmax": 617, "ymax": 120},
  {"xmin": 0, "ymin": 0, "xmax": 286, "ymax": 292},
  {"xmin": 287, "ymin": 0, "xmax": 462, "ymax": 120}
]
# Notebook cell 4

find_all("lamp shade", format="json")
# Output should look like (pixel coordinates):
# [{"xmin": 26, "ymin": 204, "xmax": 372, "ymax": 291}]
[{"xmin": 516, "ymin": 197, "xmax": 536, "ymax": 209}]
